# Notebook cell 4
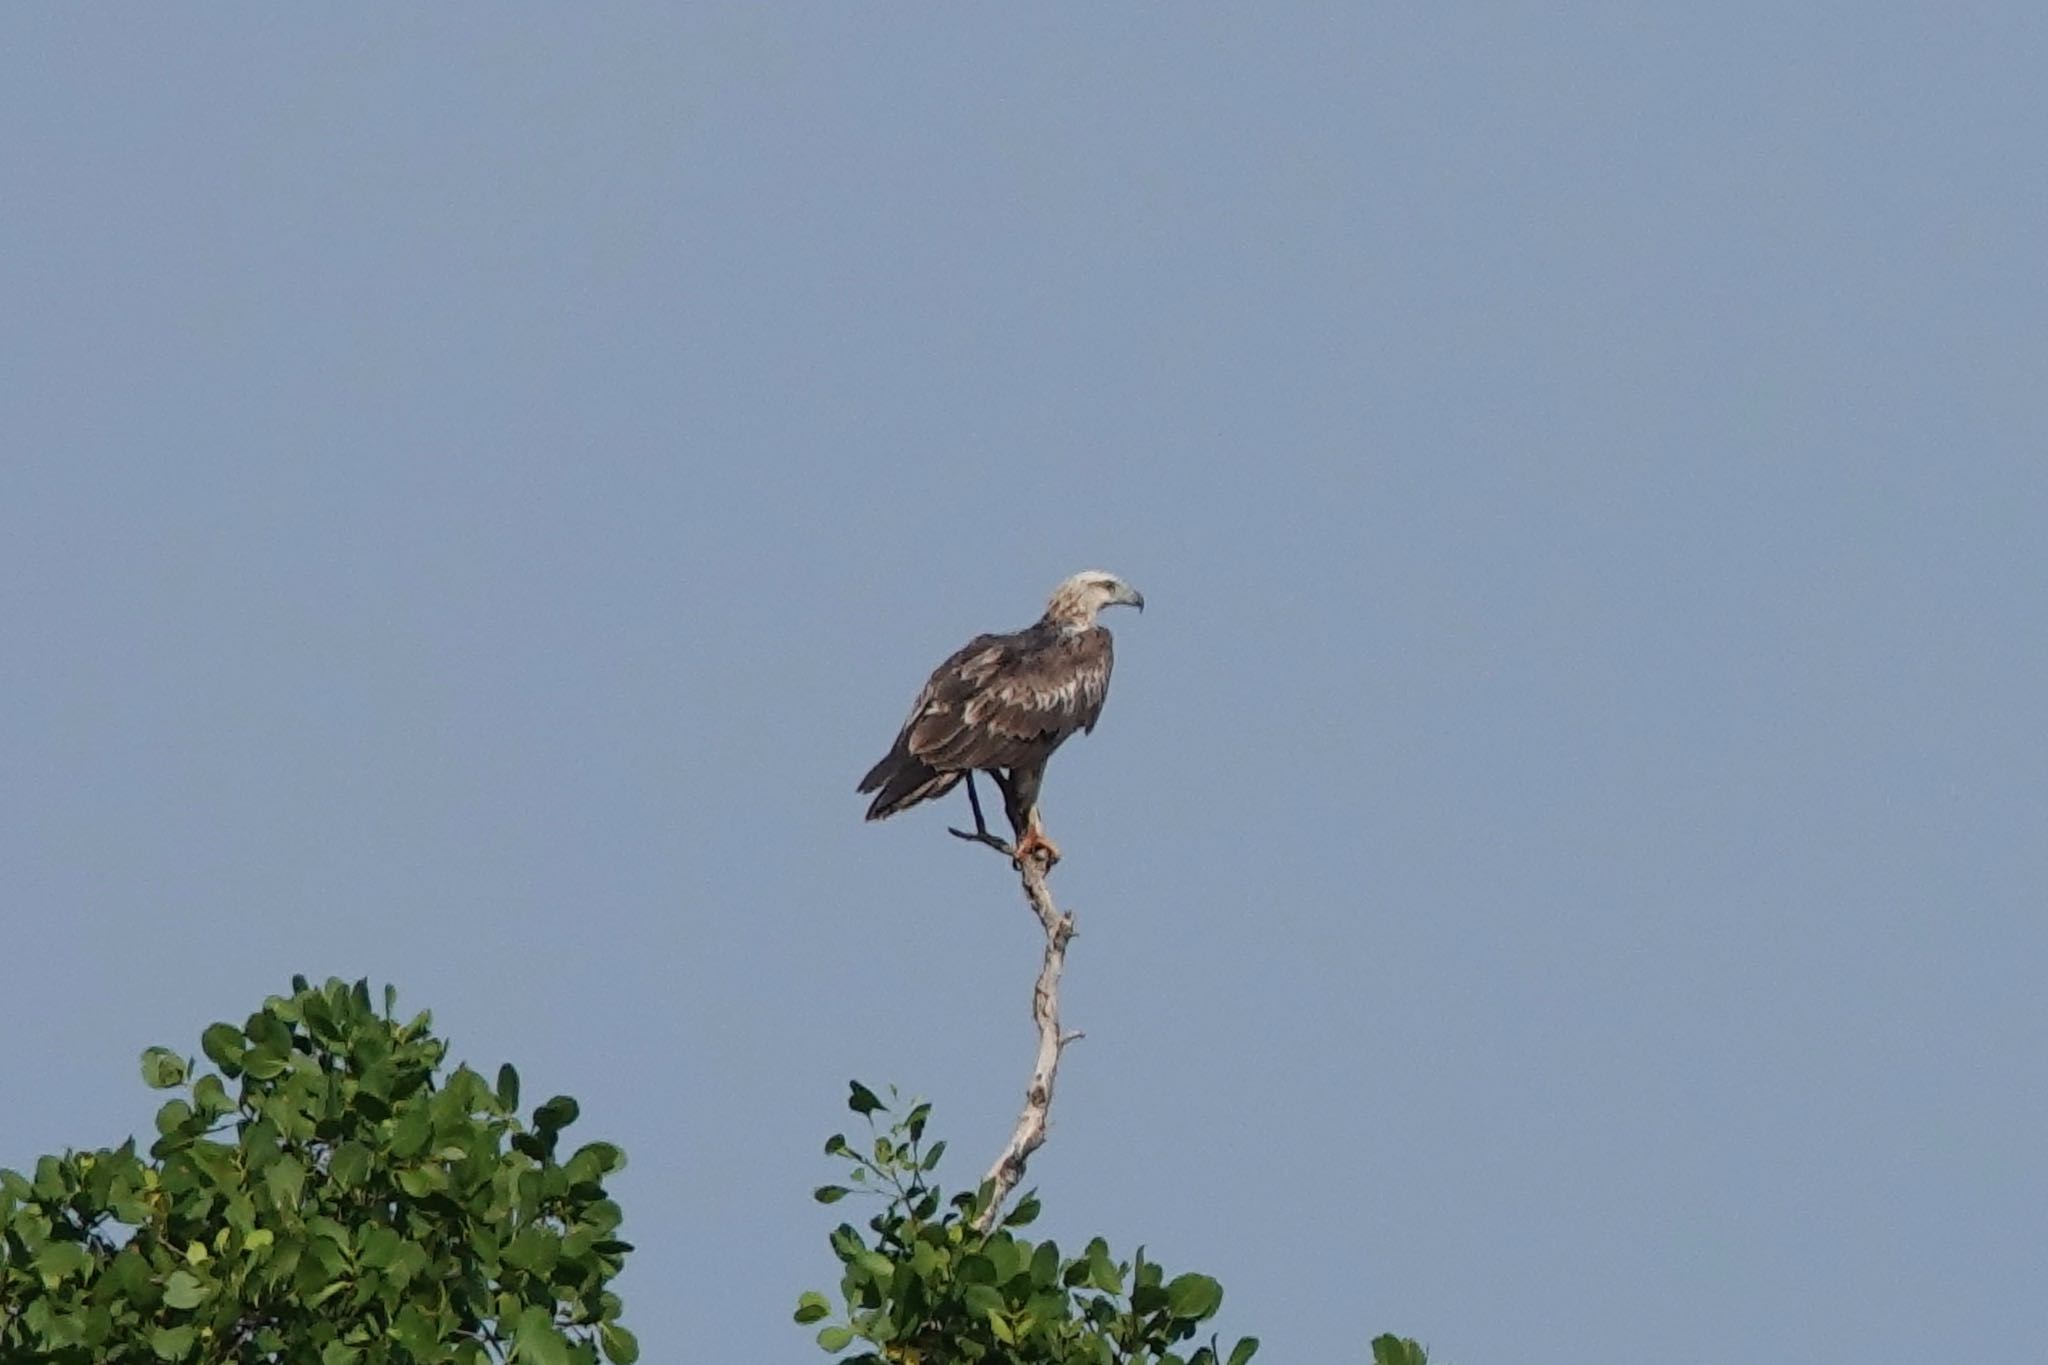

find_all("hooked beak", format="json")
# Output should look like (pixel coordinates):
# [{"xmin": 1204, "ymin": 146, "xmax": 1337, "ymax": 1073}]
[{"xmin": 1118, "ymin": 583, "xmax": 1145, "ymax": 613}]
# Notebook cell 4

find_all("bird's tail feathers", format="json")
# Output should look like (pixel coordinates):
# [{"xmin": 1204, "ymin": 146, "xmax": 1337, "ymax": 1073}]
[
  {"xmin": 857, "ymin": 748, "xmax": 898, "ymax": 795},
  {"xmin": 861, "ymin": 754, "xmax": 962, "ymax": 821}
]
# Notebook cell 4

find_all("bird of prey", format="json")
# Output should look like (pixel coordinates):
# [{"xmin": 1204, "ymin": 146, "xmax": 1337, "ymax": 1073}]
[{"xmin": 859, "ymin": 570, "xmax": 1144, "ymax": 865}]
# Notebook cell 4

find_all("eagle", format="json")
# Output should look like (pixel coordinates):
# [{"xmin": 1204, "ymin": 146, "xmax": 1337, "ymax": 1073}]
[{"xmin": 860, "ymin": 570, "xmax": 1145, "ymax": 865}]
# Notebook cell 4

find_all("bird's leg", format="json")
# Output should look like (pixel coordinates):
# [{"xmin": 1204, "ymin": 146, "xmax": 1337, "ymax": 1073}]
[
  {"xmin": 951, "ymin": 769, "xmax": 1057, "ymax": 867},
  {"xmin": 965, "ymin": 770, "xmax": 992, "ymax": 838},
  {"xmin": 994, "ymin": 769, "xmax": 1027, "ymax": 838},
  {"xmin": 947, "ymin": 771, "xmax": 1017, "ymax": 857},
  {"xmin": 1000, "ymin": 768, "xmax": 1060, "ymax": 868}
]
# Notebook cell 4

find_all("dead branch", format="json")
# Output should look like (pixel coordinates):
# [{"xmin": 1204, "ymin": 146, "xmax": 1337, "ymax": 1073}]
[
  {"xmin": 947, "ymin": 770, "xmax": 1082, "ymax": 1230},
  {"xmin": 967, "ymin": 846, "xmax": 1077, "ymax": 1233}
]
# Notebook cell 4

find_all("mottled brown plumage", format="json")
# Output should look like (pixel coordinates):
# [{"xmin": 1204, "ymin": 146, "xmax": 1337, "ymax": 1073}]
[{"xmin": 859, "ymin": 570, "xmax": 1143, "ymax": 862}]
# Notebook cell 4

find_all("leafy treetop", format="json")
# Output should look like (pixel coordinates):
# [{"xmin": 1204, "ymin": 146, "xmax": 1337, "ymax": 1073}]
[
  {"xmin": 0, "ymin": 976, "xmax": 635, "ymax": 1365},
  {"xmin": 798, "ymin": 1082, "xmax": 1426, "ymax": 1365}
]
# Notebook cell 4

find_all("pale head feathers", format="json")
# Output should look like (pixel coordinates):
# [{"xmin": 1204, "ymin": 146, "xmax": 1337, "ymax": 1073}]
[{"xmin": 1044, "ymin": 570, "xmax": 1145, "ymax": 627}]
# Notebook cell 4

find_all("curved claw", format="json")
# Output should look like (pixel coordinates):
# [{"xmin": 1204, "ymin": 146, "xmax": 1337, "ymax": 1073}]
[{"xmin": 1012, "ymin": 829, "xmax": 1061, "ymax": 868}]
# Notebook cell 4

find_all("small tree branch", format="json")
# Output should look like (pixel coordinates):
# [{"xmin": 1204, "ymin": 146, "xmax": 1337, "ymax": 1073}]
[{"xmin": 973, "ymin": 850, "xmax": 1077, "ymax": 1233}]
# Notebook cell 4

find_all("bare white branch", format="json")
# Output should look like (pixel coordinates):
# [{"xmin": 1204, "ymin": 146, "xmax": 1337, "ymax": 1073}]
[{"xmin": 974, "ymin": 851, "xmax": 1078, "ymax": 1233}]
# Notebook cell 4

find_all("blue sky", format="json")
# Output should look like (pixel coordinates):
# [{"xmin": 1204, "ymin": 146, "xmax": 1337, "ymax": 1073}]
[{"xmin": 4, "ymin": 7, "xmax": 2044, "ymax": 1363}]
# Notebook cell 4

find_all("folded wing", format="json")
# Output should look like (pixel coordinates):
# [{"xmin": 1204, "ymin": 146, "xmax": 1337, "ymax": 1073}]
[{"xmin": 859, "ymin": 624, "xmax": 1114, "ymax": 821}]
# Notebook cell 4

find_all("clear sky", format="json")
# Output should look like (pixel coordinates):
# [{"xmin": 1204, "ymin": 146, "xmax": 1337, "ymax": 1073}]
[{"xmin": 4, "ymin": 7, "xmax": 2043, "ymax": 1363}]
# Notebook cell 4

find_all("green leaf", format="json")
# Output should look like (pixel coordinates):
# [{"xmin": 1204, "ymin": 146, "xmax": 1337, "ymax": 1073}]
[
  {"xmin": 199, "ymin": 1023, "xmax": 246, "ymax": 1071},
  {"xmin": 568, "ymin": 1141, "xmax": 624, "ymax": 1182},
  {"xmin": 985, "ymin": 1235, "xmax": 1025, "ymax": 1284},
  {"xmin": 534, "ymin": 1095, "xmax": 580, "ymax": 1135},
  {"xmin": 504, "ymin": 1226, "xmax": 562, "ymax": 1276},
  {"xmin": 264, "ymin": 1155, "xmax": 306, "ymax": 1211},
  {"xmin": 320, "ymin": 1343, "xmax": 362, "ymax": 1365},
  {"xmin": 846, "ymin": 1081, "xmax": 885, "ymax": 1116},
  {"xmin": 304, "ymin": 1276, "xmax": 350, "ymax": 1308},
  {"xmin": 306, "ymin": 1215, "xmax": 351, "ymax": 1252},
  {"xmin": 854, "ymin": 1249, "xmax": 895, "ymax": 1286},
  {"xmin": 387, "ymin": 1238, "xmax": 430, "ymax": 1287},
  {"xmin": 1370, "ymin": 1335, "xmax": 1428, "ymax": 1365},
  {"xmin": 920, "ymin": 1139, "xmax": 947, "ymax": 1171},
  {"xmin": 110, "ymin": 1247, "xmax": 153, "ymax": 1298},
  {"xmin": 391, "ymin": 1104, "xmax": 433, "ymax": 1158},
  {"xmin": 513, "ymin": 1306, "xmax": 572, "ymax": 1365},
  {"xmin": 1029, "ymin": 1239, "xmax": 1060, "ymax": 1287},
  {"xmin": 190, "ymin": 1073, "xmax": 231, "ymax": 1117},
  {"xmin": 162, "ymin": 1269, "xmax": 207, "ymax": 1309},
  {"xmin": 813, "ymin": 1185, "xmax": 849, "ymax": 1204},
  {"xmin": 25, "ymin": 1299, "xmax": 86, "ymax": 1348},
  {"xmin": 1005, "ymin": 1193, "xmax": 1041, "ymax": 1227},
  {"xmin": 962, "ymin": 1282, "xmax": 1006, "ymax": 1321},
  {"xmin": 357, "ymin": 1224, "xmax": 403, "ymax": 1269},
  {"xmin": 395, "ymin": 1164, "xmax": 446, "ymax": 1197},
  {"xmin": 600, "ymin": 1322, "xmax": 641, "ymax": 1364},
  {"xmin": 1228, "ymin": 1337, "xmax": 1260, "ymax": 1365},
  {"xmin": 154, "ymin": 1098, "xmax": 195, "ymax": 1138},
  {"xmin": 328, "ymin": 1141, "xmax": 372, "ymax": 1189},
  {"xmin": 242, "ymin": 1048, "xmax": 287, "ymax": 1080},
  {"xmin": 299, "ymin": 992, "xmax": 337, "ymax": 1044},
  {"xmin": 244, "ymin": 1008, "xmax": 291, "ymax": 1052},
  {"xmin": 36, "ymin": 1239, "xmax": 92, "ymax": 1286},
  {"xmin": 816, "ymin": 1324, "xmax": 854, "ymax": 1352},
  {"xmin": 1166, "ymin": 1272, "xmax": 1224, "ymax": 1321},
  {"xmin": 140, "ymin": 1047, "xmax": 187, "ymax": 1089},
  {"xmin": 793, "ymin": 1290, "xmax": 832, "ymax": 1324},
  {"xmin": 149, "ymin": 1324, "xmax": 196, "ymax": 1361},
  {"xmin": 391, "ymin": 1303, "xmax": 440, "ymax": 1356},
  {"xmin": 496, "ymin": 1063, "xmax": 521, "ymax": 1112}
]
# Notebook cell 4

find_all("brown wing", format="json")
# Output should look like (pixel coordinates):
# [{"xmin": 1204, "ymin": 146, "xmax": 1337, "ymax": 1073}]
[
  {"xmin": 859, "ymin": 624, "xmax": 1113, "ymax": 820},
  {"xmin": 910, "ymin": 624, "xmax": 1113, "ymax": 772},
  {"xmin": 857, "ymin": 632, "xmax": 1011, "ymax": 814}
]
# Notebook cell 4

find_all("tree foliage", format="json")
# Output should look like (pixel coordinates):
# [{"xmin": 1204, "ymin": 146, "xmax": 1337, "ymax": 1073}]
[
  {"xmin": 798, "ymin": 1083, "xmax": 1426, "ymax": 1365},
  {"xmin": 2, "ymin": 982, "xmax": 1424, "ymax": 1362},
  {"xmin": 0, "ymin": 977, "xmax": 635, "ymax": 1365}
]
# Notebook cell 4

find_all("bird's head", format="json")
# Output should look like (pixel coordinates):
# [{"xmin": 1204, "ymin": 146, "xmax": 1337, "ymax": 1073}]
[{"xmin": 1045, "ymin": 569, "xmax": 1145, "ymax": 626}]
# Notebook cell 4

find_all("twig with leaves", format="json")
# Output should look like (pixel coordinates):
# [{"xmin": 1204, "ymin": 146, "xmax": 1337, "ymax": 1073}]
[{"xmin": 947, "ymin": 772, "xmax": 1082, "ymax": 1233}]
